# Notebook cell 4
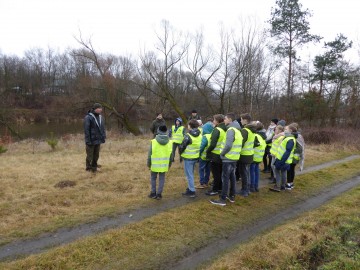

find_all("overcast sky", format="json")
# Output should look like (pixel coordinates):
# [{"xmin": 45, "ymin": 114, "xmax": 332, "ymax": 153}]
[{"xmin": 0, "ymin": 0, "xmax": 359, "ymax": 61}]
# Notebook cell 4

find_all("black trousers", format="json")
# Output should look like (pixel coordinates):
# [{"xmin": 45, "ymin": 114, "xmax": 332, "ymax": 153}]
[
  {"xmin": 171, "ymin": 142, "xmax": 182, "ymax": 162},
  {"xmin": 211, "ymin": 161, "xmax": 222, "ymax": 191},
  {"xmin": 287, "ymin": 163, "xmax": 296, "ymax": 183},
  {"xmin": 86, "ymin": 144, "xmax": 101, "ymax": 171}
]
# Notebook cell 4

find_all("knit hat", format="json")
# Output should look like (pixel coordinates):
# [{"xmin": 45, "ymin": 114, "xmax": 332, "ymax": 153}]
[
  {"xmin": 271, "ymin": 118, "xmax": 279, "ymax": 125},
  {"xmin": 92, "ymin": 103, "xmax": 102, "ymax": 110},
  {"xmin": 278, "ymin": 119, "xmax": 286, "ymax": 127},
  {"xmin": 157, "ymin": 125, "xmax": 167, "ymax": 134}
]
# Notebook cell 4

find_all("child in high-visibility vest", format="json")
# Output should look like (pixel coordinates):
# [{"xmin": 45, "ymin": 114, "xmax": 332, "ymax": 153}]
[
  {"xmin": 197, "ymin": 121, "xmax": 214, "ymax": 189},
  {"xmin": 269, "ymin": 125, "xmax": 285, "ymax": 184},
  {"xmin": 168, "ymin": 117, "xmax": 185, "ymax": 162},
  {"xmin": 147, "ymin": 125, "xmax": 173, "ymax": 200},
  {"xmin": 250, "ymin": 121, "xmax": 267, "ymax": 192},
  {"xmin": 179, "ymin": 119, "xmax": 201, "ymax": 197},
  {"xmin": 270, "ymin": 124, "xmax": 297, "ymax": 192},
  {"xmin": 286, "ymin": 123, "xmax": 305, "ymax": 190}
]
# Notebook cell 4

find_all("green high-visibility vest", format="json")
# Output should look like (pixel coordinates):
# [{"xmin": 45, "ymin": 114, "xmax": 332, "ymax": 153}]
[
  {"xmin": 200, "ymin": 134, "xmax": 211, "ymax": 161},
  {"xmin": 240, "ymin": 128, "xmax": 255, "ymax": 156},
  {"xmin": 211, "ymin": 127, "xmax": 226, "ymax": 155},
  {"xmin": 223, "ymin": 127, "xmax": 243, "ymax": 160},
  {"xmin": 270, "ymin": 135, "xmax": 284, "ymax": 156},
  {"xmin": 254, "ymin": 134, "xmax": 266, "ymax": 163},
  {"xmin": 171, "ymin": 125, "xmax": 184, "ymax": 144},
  {"xmin": 181, "ymin": 133, "xmax": 201, "ymax": 159},
  {"xmin": 150, "ymin": 139, "xmax": 173, "ymax": 172},
  {"xmin": 275, "ymin": 136, "xmax": 296, "ymax": 164}
]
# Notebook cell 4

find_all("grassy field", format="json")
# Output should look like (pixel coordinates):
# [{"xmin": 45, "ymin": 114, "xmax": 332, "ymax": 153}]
[
  {"xmin": 0, "ymin": 138, "xmax": 359, "ymax": 269},
  {"xmin": 201, "ymin": 187, "xmax": 360, "ymax": 270},
  {"xmin": 0, "ymin": 134, "xmax": 356, "ymax": 246}
]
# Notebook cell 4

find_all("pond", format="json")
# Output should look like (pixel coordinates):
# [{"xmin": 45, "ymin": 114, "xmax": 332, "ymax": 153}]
[{"xmin": 0, "ymin": 119, "xmax": 153, "ymax": 140}]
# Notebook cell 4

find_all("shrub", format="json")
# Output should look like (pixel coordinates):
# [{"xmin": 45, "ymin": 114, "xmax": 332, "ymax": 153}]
[
  {"xmin": 0, "ymin": 144, "xmax": 7, "ymax": 154},
  {"xmin": 46, "ymin": 132, "xmax": 58, "ymax": 151}
]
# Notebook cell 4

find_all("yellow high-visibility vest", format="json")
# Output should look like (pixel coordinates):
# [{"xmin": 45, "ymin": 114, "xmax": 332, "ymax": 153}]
[
  {"xmin": 270, "ymin": 135, "xmax": 284, "ymax": 156},
  {"xmin": 240, "ymin": 128, "xmax": 255, "ymax": 156},
  {"xmin": 200, "ymin": 134, "xmax": 211, "ymax": 161},
  {"xmin": 171, "ymin": 125, "xmax": 184, "ymax": 144},
  {"xmin": 223, "ymin": 127, "xmax": 242, "ymax": 160},
  {"xmin": 253, "ymin": 134, "xmax": 266, "ymax": 163},
  {"xmin": 150, "ymin": 139, "xmax": 173, "ymax": 172},
  {"xmin": 211, "ymin": 127, "xmax": 226, "ymax": 155},
  {"xmin": 275, "ymin": 136, "xmax": 296, "ymax": 164},
  {"xmin": 181, "ymin": 133, "xmax": 201, "ymax": 159}
]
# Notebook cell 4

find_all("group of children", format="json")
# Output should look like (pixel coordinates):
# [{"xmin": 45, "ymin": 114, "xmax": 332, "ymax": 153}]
[{"xmin": 147, "ymin": 113, "xmax": 305, "ymax": 205}]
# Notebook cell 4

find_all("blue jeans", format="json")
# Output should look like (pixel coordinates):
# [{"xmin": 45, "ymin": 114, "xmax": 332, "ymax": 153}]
[
  {"xmin": 150, "ymin": 171, "xmax": 165, "ymax": 194},
  {"xmin": 199, "ymin": 159, "xmax": 210, "ymax": 185},
  {"xmin": 220, "ymin": 162, "xmax": 237, "ymax": 200},
  {"xmin": 238, "ymin": 163, "xmax": 250, "ymax": 193},
  {"xmin": 184, "ymin": 159, "xmax": 197, "ymax": 192},
  {"xmin": 250, "ymin": 163, "xmax": 260, "ymax": 189}
]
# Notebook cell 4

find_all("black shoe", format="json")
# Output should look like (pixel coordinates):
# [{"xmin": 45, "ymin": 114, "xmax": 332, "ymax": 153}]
[
  {"xmin": 148, "ymin": 192, "xmax": 157, "ymax": 199},
  {"xmin": 205, "ymin": 190, "xmax": 219, "ymax": 196},
  {"xmin": 254, "ymin": 188, "xmax": 259, "ymax": 192},
  {"xmin": 281, "ymin": 186, "xmax": 286, "ymax": 191},
  {"xmin": 210, "ymin": 199, "xmax": 226, "ymax": 206},
  {"xmin": 156, "ymin": 194, "xmax": 162, "ymax": 200},
  {"xmin": 226, "ymin": 196, "xmax": 235, "ymax": 203},
  {"xmin": 269, "ymin": 185, "xmax": 281, "ymax": 192},
  {"xmin": 182, "ymin": 189, "xmax": 196, "ymax": 198},
  {"xmin": 285, "ymin": 183, "xmax": 294, "ymax": 190}
]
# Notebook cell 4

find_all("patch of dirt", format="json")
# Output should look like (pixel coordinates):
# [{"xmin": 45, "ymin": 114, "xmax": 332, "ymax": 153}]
[{"xmin": 54, "ymin": 180, "xmax": 76, "ymax": 189}]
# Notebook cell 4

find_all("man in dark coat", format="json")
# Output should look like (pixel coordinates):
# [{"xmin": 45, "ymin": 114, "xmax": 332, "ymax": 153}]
[
  {"xmin": 150, "ymin": 113, "xmax": 166, "ymax": 138},
  {"xmin": 84, "ymin": 103, "xmax": 106, "ymax": 172}
]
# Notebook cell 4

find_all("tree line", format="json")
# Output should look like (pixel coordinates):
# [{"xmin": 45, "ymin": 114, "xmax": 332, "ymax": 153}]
[{"xmin": 0, "ymin": 0, "xmax": 359, "ymax": 136}]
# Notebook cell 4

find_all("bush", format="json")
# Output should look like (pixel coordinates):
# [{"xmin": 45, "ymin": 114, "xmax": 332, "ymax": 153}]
[
  {"xmin": 46, "ymin": 132, "xmax": 58, "ymax": 151},
  {"xmin": 0, "ymin": 144, "xmax": 7, "ymax": 154}
]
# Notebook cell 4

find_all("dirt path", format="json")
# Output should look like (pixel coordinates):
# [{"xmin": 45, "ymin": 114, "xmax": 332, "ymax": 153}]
[
  {"xmin": 0, "ymin": 155, "xmax": 359, "ymax": 261},
  {"xmin": 171, "ymin": 175, "xmax": 360, "ymax": 270}
]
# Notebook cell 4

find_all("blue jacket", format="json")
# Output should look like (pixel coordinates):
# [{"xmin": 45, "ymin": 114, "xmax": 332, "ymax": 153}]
[
  {"xmin": 84, "ymin": 110, "xmax": 106, "ymax": 145},
  {"xmin": 199, "ymin": 122, "xmax": 214, "ymax": 157}
]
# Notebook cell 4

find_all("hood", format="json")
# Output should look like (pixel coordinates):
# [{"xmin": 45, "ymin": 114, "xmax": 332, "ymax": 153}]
[
  {"xmin": 88, "ymin": 109, "xmax": 100, "ymax": 116},
  {"xmin": 174, "ymin": 117, "xmax": 183, "ymax": 126},
  {"xmin": 244, "ymin": 122, "xmax": 257, "ymax": 132},
  {"xmin": 217, "ymin": 122, "xmax": 227, "ymax": 131},
  {"xmin": 202, "ymin": 122, "xmax": 214, "ymax": 135},
  {"xmin": 228, "ymin": 120, "xmax": 241, "ymax": 130},
  {"xmin": 155, "ymin": 134, "xmax": 169, "ymax": 145},
  {"xmin": 189, "ymin": 128, "xmax": 201, "ymax": 137},
  {"xmin": 257, "ymin": 129, "xmax": 267, "ymax": 139}
]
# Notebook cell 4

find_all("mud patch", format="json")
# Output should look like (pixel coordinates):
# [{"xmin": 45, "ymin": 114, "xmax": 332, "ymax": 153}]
[{"xmin": 54, "ymin": 180, "xmax": 76, "ymax": 189}]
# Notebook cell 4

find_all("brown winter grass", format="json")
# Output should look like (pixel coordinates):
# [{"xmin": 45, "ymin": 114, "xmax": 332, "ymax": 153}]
[
  {"xmin": 201, "ymin": 187, "xmax": 360, "ymax": 270},
  {"xmin": 0, "ymin": 134, "xmax": 357, "ymax": 246},
  {"xmin": 1, "ymin": 153, "xmax": 360, "ymax": 269}
]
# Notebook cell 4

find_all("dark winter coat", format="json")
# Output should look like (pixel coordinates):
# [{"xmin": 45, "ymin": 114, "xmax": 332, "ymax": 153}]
[
  {"xmin": 150, "ymin": 118, "xmax": 166, "ymax": 136},
  {"xmin": 84, "ymin": 110, "xmax": 106, "ymax": 145}
]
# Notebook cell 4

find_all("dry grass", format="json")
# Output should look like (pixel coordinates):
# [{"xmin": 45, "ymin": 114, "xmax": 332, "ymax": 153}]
[
  {"xmin": 1, "ymin": 156, "xmax": 360, "ymax": 269},
  {"xmin": 0, "ymin": 133, "xmax": 185, "ymax": 245},
  {"xmin": 201, "ymin": 187, "xmax": 360, "ymax": 270},
  {"xmin": 0, "ymin": 133, "xmax": 358, "ymax": 246}
]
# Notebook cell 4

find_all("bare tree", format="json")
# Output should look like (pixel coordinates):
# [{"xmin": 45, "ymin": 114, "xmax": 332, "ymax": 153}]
[
  {"xmin": 73, "ymin": 32, "xmax": 142, "ymax": 135},
  {"xmin": 138, "ymin": 20, "xmax": 190, "ymax": 121}
]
